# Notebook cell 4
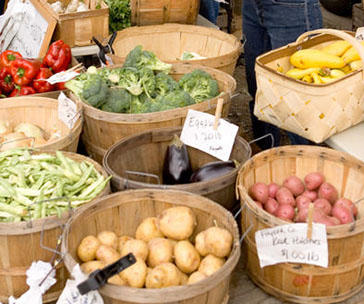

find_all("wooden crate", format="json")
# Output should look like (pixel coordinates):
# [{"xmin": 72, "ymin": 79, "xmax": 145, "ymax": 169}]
[
  {"xmin": 40, "ymin": 0, "xmax": 109, "ymax": 47},
  {"xmin": 353, "ymin": 3, "xmax": 364, "ymax": 31}
]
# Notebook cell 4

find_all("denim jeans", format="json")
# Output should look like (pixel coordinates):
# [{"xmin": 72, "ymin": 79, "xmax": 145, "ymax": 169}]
[
  {"xmin": 200, "ymin": 0, "xmax": 220, "ymax": 24},
  {"xmin": 242, "ymin": 0, "xmax": 322, "ymax": 149}
]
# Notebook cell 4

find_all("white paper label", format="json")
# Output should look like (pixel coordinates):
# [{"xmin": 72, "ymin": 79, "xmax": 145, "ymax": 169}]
[
  {"xmin": 180, "ymin": 109, "xmax": 238, "ymax": 161},
  {"xmin": 58, "ymin": 92, "xmax": 80, "ymax": 129},
  {"xmin": 356, "ymin": 27, "xmax": 364, "ymax": 40},
  {"xmin": 46, "ymin": 71, "xmax": 79, "ymax": 85},
  {"xmin": 255, "ymin": 223, "xmax": 328, "ymax": 268}
]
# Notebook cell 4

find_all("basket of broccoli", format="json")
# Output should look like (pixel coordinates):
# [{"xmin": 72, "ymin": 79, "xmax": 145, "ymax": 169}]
[{"xmin": 65, "ymin": 46, "xmax": 237, "ymax": 163}]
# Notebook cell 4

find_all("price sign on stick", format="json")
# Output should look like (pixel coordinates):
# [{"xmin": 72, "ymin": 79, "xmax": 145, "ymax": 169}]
[
  {"xmin": 255, "ymin": 223, "xmax": 328, "ymax": 268},
  {"xmin": 58, "ymin": 92, "xmax": 80, "ymax": 129},
  {"xmin": 180, "ymin": 108, "xmax": 239, "ymax": 161}
]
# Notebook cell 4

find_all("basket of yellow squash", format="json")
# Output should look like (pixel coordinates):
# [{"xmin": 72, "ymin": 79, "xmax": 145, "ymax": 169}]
[{"xmin": 254, "ymin": 29, "xmax": 364, "ymax": 143}]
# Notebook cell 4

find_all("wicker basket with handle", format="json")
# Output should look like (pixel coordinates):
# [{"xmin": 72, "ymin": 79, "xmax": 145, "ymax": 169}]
[{"xmin": 254, "ymin": 29, "xmax": 364, "ymax": 144}]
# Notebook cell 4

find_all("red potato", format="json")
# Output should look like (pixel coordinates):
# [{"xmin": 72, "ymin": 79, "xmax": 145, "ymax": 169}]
[
  {"xmin": 296, "ymin": 195, "xmax": 311, "ymax": 210},
  {"xmin": 264, "ymin": 197, "xmax": 279, "ymax": 215},
  {"xmin": 283, "ymin": 176, "xmax": 305, "ymax": 197},
  {"xmin": 275, "ymin": 204, "xmax": 295, "ymax": 221},
  {"xmin": 295, "ymin": 207, "xmax": 309, "ymax": 223},
  {"xmin": 313, "ymin": 198, "xmax": 332, "ymax": 215},
  {"xmin": 276, "ymin": 187, "xmax": 296, "ymax": 206},
  {"xmin": 332, "ymin": 204, "xmax": 355, "ymax": 224},
  {"xmin": 268, "ymin": 182, "xmax": 280, "ymax": 198},
  {"xmin": 254, "ymin": 201, "xmax": 263, "ymax": 209},
  {"xmin": 314, "ymin": 215, "xmax": 336, "ymax": 227},
  {"xmin": 249, "ymin": 182, "xmax": 269, "ymax": 204},
  {"xmin": 329, "ymin": 216, "xmax": 341, "ymax": 226},
  {"xmin": 318, "ymin": 182, "xmax": 338, "ymax": 204},
  {"xmin": 301, "ymin": 190, "xmax": 318, "ymax": 201},
  {"xmin": 304, "ymin": 172, "xmax": 325, "ymax": 190},
  {"xmin": 334, "ymin": 198, "xmax": 358, "ymax": 218}
]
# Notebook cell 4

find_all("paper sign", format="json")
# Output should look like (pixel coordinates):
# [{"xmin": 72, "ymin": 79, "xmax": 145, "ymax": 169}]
[
  {"xmin": 46, "ymin": 71, "xmax": 79, "ymax": 85},
  {"xmin": 356, "ymin": 27, "xmax": 364, "ymax": 41},
  {"xmin": 180, "ymin": 109, "xmax": 238, "ymax": 161},
  {"xmin": 58, "ymin": 92, "xmax": 80, "ymax": 129},
  {"xmin": 57, "ymin": 264, "xmax": 103, "ymax": 304},
  {"xmin": 255, "ymin": 223, "xmax": 328, "ymax": 268}
]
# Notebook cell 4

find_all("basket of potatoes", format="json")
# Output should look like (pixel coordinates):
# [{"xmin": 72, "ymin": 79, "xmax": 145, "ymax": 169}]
[
  {"xmin": 254, "ymin": 28, "xmax": 364, "ymax": 144},
  {"xmin": 61, "ymin": 189, "xmax": 240, "ymax": 304}
]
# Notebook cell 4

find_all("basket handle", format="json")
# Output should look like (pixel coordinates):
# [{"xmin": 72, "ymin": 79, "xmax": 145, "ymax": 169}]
[{"xmin": 295, "ymin": 29, "xmax": 364, "ymax": 80}]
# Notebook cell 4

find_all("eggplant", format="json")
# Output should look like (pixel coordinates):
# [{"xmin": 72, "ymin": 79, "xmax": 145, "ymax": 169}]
[
  {"xmin": 162, "ymin": 134, "xmax": 192, "ymax": 185},
  {"xmin": 190, "ymin": 160, "xmax": 238, "ymax": 183}
]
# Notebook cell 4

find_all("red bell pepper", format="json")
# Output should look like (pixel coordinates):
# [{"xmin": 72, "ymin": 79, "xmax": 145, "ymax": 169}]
[
  {"xmin": 10, "ymin": 86, "xmax": 36, "ymax": 97},
  {"xmin": 33, "ymin": 68, "xmax": 55, "ymax": 93},
  {"xmin": 10, "ymin": 58, "xmax": 41, "ymax": 86},
  {"xmin": 0, "ymin": 50, "xmax": 22, "ymax": 68},
  {"xmin": 56, "ymin": 81, "xmax": 66, "ymax": 90},
  {"xmin": 0, "ymin": 67, "xmax": 14, "ymax": 95},
  {"xmin": 42, "ymin": 40, "xmax": 72, "ymax": 73}
]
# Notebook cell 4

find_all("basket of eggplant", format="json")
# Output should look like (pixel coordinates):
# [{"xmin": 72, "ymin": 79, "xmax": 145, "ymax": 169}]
[{"xmin": 103, "ymin": 126, "xmax": 251, "ymax": 211}]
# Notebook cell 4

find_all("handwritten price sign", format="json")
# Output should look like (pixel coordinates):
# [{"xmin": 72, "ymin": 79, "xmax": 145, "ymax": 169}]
[
  {"xmin": 180, "ymin": 109, "xmax": 238, "ymax": 161},
  {"xmin": 58, "ymin": 92, "xmax": 80, "ymax": 129},
  {"xmin": 255, "ymin": 223, "xmax": 328, "ymax": 268}
]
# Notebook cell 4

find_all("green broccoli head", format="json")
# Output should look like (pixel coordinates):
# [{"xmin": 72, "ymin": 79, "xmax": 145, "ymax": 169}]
[
  {"xmin": 178, "ymin": 69, "xmax": 220, "ymax": 103},
  {"xmin": 123, "ymin": 45, "xmax": 172, "ymax": 74},
  {"xmin": 155, "ymin": 72, "xmax": 179, "ymax": 96},
  {"xmin": 96, "ymin": 67, "xmax": 111, "ymax": 82},
  {"xmin": 66, "ymin": 73, "xmax": 108, "ymax": 108},
  {"xmin": 142, "ymin": 89, "xmax": 195, "ymax": 113},
  {"xmin": 101, "ymin": 88, "xmax": 132, "ymax": 113},
  {"xmin": 130, "ymin": 95, "xmax": 146, "ymax": 113}
]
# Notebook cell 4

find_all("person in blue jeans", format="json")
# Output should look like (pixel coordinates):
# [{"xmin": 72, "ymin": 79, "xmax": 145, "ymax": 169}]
[
  {"xmin": 243, "ymin": 0, "xmax": 323, "ymax": 149},
  {"xmin": 200, "ymin": 0, "xmax": 220, "ymax": 24}
]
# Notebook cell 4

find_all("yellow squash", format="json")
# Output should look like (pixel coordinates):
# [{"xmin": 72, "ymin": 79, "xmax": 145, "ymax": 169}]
[
  {"xmin": 311, "ymin": 72, "xmax": 322, "ymax": 84},
  {"xmin": 330, "ymin": 69, "xmax": 346, "ymax": 79},
  {"xmin": 321, "ymin": 41, "xmax": 352, "ymax": 57},
  {"xmin": 285, "ymin": 67, "xmax": 321, "ymax": 79},
  {"xmin": 290, "ymin": 49, "xmax": 345, "ymax": 69},
  {"xmin": 349, "ymin": 60, "xmax": 362, "ymax": 71},
  {"xmin": 342, "ymin": 41, "xmax": 364, "ymax": 63}
]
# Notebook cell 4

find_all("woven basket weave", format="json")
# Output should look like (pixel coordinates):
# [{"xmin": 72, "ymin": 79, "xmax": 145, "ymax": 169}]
[{"xmin": 254, "ymin": 29, "xmax": 364, "ymax": 143}]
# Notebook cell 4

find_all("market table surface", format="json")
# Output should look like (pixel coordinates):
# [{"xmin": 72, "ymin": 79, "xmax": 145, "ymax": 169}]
[{"xmin": 325, "ymin": 122, "xmax": 364, "ymax": 164}]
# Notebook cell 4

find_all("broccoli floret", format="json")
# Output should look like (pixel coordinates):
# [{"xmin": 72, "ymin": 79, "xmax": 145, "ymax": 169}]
[
  {"xmin": 130, "ymin": 95, "xmax": 145, "ymax": 113},
  {"xmin": 139, "ymin": 67, "xmax": 156, "ymax": 98},
  {"xmin": 155, "ymin": 72, "xmax": 179, "ymax": 96},
  {"xmin": 101, "ymin": 88, "xmax": 132, "ymax": 113},
  {"xmin": 96, "ymin": 67, "xmax": 112, "ymax": 82},
  {"xmin": 142, "ymin": 89, "xmax": 195, "ymax": 113},
  {"xmin": 123, "ymin": 45, "xmax": 172, "ymax": 74},
  {"xmin": 109, "ymin": 67, "xmax": 143, "ymax": 96},
  {"xmin": 178, "ymin": 69, "xmax": 219, "ymax": 103},
  {"xmin": 66, "ymin": 74, "xmax": 108, "ymax": 108}
]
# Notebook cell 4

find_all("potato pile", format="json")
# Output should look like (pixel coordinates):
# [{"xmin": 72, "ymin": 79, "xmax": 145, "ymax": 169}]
[
  {"xmin": 249, "ymin": 172, "xmax": 358, "ymax": 226},
  {"xmin": 77, "ymin": 206, "xmax": 233, "ymax": 288}
]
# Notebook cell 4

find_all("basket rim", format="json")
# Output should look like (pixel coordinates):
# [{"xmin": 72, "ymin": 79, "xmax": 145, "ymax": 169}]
[
  {"xmin": 102, "ymin": 126, "xmax": 252, "ymax": 192},
  {"xmin": 0, "ymin": 150, "xmax": 110, "ymax": 234},
  {"xmin": 61, "ymin": 189, "xmax": 241, "ymax": 302},
  {"xmin": 112, "ymin": 23, "xmax": 242, "ymax": 66},
  {"xmin": 236, "ymin": 145, "xmax": 364, "ymax": 237}
]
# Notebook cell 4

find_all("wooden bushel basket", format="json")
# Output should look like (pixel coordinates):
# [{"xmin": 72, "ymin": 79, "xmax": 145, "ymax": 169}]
[
  {"xmin": 0, "ymin": 96, "xmax": 82, "ymax": 153},
  {"xmin": 61, "ymin": 189, "xmax": 240, "ymax": 304},
  {"xmin": 236, "ymin": 145, "xmax": 364, "ymax": 303},
  {"xmin": 103, "ymin": 126, "xmax": 252, "ymax": 211},
  {"xmin": 130, "ymin": 0, "xmax": 199, "ymax": 26},
  {"xmin": 110, "ymin": 23, "xmax": 242, "ymax": 76},
  {"xmin": 254, "ymin": 29, "xmax": 364, "ymax": 144},
  {"xmin": 0, "ymin": 151, "xmax": 110, "ymax": 303},
  {"xmin": 75, "ymin": 63, "xmax": 236, "ymax": 163}
]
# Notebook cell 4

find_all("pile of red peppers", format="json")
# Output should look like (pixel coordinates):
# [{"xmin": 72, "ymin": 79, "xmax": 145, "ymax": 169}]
[{"xmin": 0, "ymin": 40, "xmax": 72, "ymax": 98}]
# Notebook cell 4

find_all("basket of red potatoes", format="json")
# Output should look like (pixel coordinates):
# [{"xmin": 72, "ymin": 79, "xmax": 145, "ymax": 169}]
[
  {"xmin": 249, "ymin": 171, "xmax": 356, "ymax": 226},
  {"xmin": 236, "ymin": 145, "xmax": 364, "ymax": 303}
]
